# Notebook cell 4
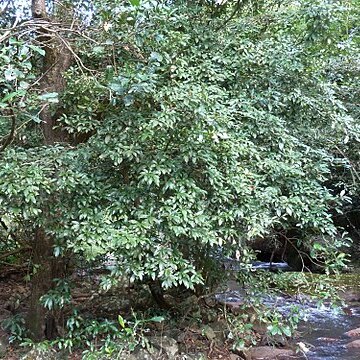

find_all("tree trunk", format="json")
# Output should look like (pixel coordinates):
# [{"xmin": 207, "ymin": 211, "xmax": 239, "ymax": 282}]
[
  {"xmin": 148, "ymin": 280, "xmax": 172, "ymax": 310},
  {"xmin": 26, "ymin": 0, "xmax": 72, "ymax": 341},
  {"xmin": 27, "ymin": 229, "xmax": 59, "ymax": 340}
]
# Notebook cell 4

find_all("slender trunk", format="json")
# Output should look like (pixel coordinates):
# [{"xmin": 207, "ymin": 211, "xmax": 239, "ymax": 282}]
[
  {"xmin": 26, "ymin": 0, "xmax": 72, "ymax": 341},
  {"xmin": 27, "ymin": 229, "xmax": 58, "ymax": 340}
]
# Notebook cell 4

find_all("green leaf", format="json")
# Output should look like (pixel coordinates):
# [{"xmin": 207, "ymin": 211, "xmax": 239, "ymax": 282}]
[
  {"xmin": 129, "ymin": 0, "xmax": 140, "ymax": 6},
  {"xmin": 123, "ymin": 95, "xmax": 134, "ymax": 107},
  {"xmin": 38, "ymin": 92, "xmax": 59, "ymax": 103},
  {"xmin": 4, "ymin": 68, "xmax": 17, "ymax": 81},
  {"xmin": 54, "ymin": 246, "xmax": 61, "ymax": 257},
  {"xmin": 1, "ymin": 90, "xmax": 26, "ymax": 103},
  {"xmin": 282, "ymin": 326, "xmax": 292, "ymax": 337},
  {"xmin": 118, "ymin": 315, "xmax": 125, "ymax": 328},
  {"xmin": 28, "ymin": 44, "xmax": 46, "ymax": 56},
  {"xmin": 104, "ymin": 135, "xmax": 111, "ymax": 144},
  {"xmin": 150, "ymin": 52, "xmax": 163, "ymax": 63},
  {"xmin": 92, "ymin": 46, "xmax": 105, "ymax": 54},
  {"xmin": 149, "ymin": 316, "xmax": 165, "ymax": 323}
]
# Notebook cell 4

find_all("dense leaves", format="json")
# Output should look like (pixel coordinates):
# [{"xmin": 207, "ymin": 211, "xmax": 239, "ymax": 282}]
[{"xmin": 0, "ymin": 0, "xmax": 359, "ymax": 346}]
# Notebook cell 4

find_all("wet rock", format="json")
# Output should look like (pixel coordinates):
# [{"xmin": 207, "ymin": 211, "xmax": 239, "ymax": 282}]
[
  {"xmin": 250, "ymin": 346, "xmax": 305, "ymax": 359},
  {"xmin": 346, "ymin": 339, "xmax": 360, "ymax": 349},
  {"xmin": 339, "ymin": 290, "xmax": 360, "ymax": 303},
  {"xmin": 208, "ymin": 319, "xmax": 227, "ymax": 342},
  {"xmin": 180, "ymin": 295, "xmax": 199, "ymax": 310},
  {"xmin": 148, "ymin": 336, "xmax": 179, "ymax": 359},
  {"xmin": 203, "ymin": 295, "xmax": 217, "ymax": 308},
  {"xmin": 344, "ymin": 327, "xmax": 360, "ymax": 337},
  {"xmin": 163, "ymin": 328, "xmax": 182, "ymax": 341},
  {"xmin": 225, "ymin": 301, "xmax": 244, "ymax": 314},
  {"xmin": 259, "ymin": 336, "xmax": 288, "ymax": 348}
]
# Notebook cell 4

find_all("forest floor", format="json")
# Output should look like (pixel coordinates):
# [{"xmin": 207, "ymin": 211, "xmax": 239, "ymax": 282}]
[
  {"xmin": 3, "ymin": 264, "xmax": 360, "ymax": 360},
  {"xmin": 0, "ymin": 266, "xmax": 241, "ymax": 360}
]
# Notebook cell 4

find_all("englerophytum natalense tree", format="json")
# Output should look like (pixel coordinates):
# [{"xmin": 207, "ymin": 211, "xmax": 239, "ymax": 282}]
[{"xmin": 0, "ymin": 0, "xmax": 358, "ymax": 340}]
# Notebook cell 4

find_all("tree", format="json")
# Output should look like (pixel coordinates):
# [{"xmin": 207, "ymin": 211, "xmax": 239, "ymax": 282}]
[
  {"xmin": 1, "ymin": 0, "xmax": 75, "ymax": 340},
  {"xmin": 0, "ymin": 0, "xmax": 358, "ymax": 342}
]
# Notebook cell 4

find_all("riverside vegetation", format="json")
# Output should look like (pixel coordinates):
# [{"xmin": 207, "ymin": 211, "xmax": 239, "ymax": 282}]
[{"xmin": 0, "ymin": 0, "xmax": 359, "ymax": 359}]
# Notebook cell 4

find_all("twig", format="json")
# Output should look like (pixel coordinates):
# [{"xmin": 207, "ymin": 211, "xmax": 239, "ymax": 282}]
[
  {"xmin": 55, "ymin": 32, "xmax": 96, "ymax": 73},
  {"xmin": 0, "ymin": 10, "xmax": 21, "ymax": 43},
  {"xmin": 277, "ymin": 232, "xmax": 325, "ymax": 271},
  {"xmin": 0, "ymin": 260, "xmax": 26, "ymax": 267}
]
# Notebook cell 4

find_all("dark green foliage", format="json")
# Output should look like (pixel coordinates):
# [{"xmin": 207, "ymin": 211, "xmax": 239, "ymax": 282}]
[{"xmin": 0, "ymin": 0, "xmax": 359, "ymax": 349}]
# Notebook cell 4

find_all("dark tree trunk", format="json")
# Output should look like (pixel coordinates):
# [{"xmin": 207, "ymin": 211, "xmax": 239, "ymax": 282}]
[
  {"xmin": 26, "ymin": 0, "xmax": 72, "ymax": 341},
  {"xmin": 27, "ymin": 229, "xmax": 59, "ymax": 340},
  {"xmin": 148, "ymin": 280, "xmax": 172, "ymax": 310}
]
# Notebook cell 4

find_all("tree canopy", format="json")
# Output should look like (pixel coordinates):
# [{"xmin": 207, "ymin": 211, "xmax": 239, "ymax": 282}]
[{"xmin": 0, "ymin": 0, "xmax": 359, "ymax": 353}]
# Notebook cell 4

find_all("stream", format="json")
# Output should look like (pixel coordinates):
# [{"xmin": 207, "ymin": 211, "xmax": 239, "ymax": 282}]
[
  {"xmin": 299, "ymin": 304, "xmax": 360, "ymax": 360},
  {"xmin": 217, "ymin": 265, "xmax": 360, "ymax": 360}
]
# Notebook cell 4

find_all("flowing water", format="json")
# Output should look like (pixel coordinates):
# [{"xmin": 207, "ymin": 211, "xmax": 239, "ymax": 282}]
[
  {"xmin": 295, "ymin": 303, "xmax": 360, "ymax": 360},
  {"xmin": 293, "ymin": 273, "xmax": 360, "ymax": 359},
  {"xmin": 216, "ymin": 269, "xmax": 360, "ymax": 360}
]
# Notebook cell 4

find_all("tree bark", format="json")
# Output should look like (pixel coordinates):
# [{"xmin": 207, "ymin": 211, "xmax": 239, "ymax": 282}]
[
  {"xmin": 26, "ymin": 0, "xmax": 72, "ymax": 341},
  {"xmin": 27, "ymin": 228, "xmax": 58, "ymax": 340},
  {"xmin": 148, "ymin": 280, "xmax": 172, "ymax": 310}
]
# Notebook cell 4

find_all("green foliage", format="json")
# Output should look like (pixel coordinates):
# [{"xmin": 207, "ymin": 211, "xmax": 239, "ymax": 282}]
[
  {"xmin": 20, "ymin": 311, "xmax": 165, "ymax": 358},
  {"xmin": 2, "ymin": 314, "xmax": 27, "ymax": 343},
  {"xmin": 227, "ymin": 268, "xmax": 342, "ymax": 349},
  {"xmin": 226, "ymin": 288, "xmax": 302, "ymax": 349},
  {"xmin": 0, "ymin": 0, "xmax": 359, "ymax": 350},
  {"xmin": 40, "ymin": 279, "xmax": 72, "ymax": 310}
]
